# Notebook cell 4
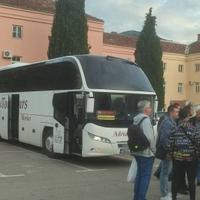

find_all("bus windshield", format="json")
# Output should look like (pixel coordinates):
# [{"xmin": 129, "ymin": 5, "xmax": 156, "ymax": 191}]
[
  {"xmin": 78, "ymin": 56, "xmax": 154, "ymax": 92},
  {"xmin": 87, "ymin": 92, "xmax": 155, "ymax": 126}
]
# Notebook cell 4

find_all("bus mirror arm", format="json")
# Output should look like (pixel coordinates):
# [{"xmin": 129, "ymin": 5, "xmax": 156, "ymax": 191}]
[
  {"xmin": 88, "ymin": 92, "xmax": 93, "ymax": 98},
  {"xmin": 86, "ymin": 97, "xmax": 94, "ymax": 113}
]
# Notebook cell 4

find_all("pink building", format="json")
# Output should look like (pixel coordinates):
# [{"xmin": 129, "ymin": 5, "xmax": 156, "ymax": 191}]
[{"xmin": 0, "ymin": 0, "xmax": 136, "ymax": 66}]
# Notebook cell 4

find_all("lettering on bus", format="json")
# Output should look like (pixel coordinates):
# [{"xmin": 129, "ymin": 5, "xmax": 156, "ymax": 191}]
[
  {"xmin": 113, "ymin": 130, "xmax": 127, "ymax": 137},
  {"xmin": 21, "ymin": 113, "xmax": 31, "ymax": 121},
  {"xmin": 19, "ymin": 100, "xmax": 28, "ymax": 110},
  {"xmin": 0, "ymin": 97, "xmax": 8, "ymax": 109}
]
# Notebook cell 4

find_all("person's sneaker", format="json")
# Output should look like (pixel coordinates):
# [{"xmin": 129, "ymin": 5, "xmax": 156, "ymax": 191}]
[
  {"xmin": 167, "ymin": 192, "xmax": 172, "ymax": 197},
  {"xmin": 167, "ymin": 195, "xmax": 172, "ymax": 200},
  {"xmin": 177, "ymin": 189, "xmax": 189, "ymax": 195},
  {"xmin": 160, "ymin": 196, "xmax": 171, "ymax": 200}
]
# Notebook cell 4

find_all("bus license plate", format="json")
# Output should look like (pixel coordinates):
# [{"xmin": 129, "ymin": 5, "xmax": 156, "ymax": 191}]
[{"xmin": 119, "ymin": 147, "xmax": 130, "ymax": 154}]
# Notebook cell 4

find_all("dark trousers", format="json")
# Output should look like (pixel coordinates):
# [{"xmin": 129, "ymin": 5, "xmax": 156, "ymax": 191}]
[
  {"xmin": 172, "ymin": 160, "xmax": 197, "ymax": 200},
  {"xmin": 178, "ymin": 165, "xmax": 187, "ymax": 190}
]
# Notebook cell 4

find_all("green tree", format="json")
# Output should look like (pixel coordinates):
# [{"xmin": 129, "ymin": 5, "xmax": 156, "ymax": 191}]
[
  {"xmin": 135, "ymin": 8, "xmax": 164, "ymax": 110},
  {"xmin": 48, "ymin": 0, "xmax": 89, "ymax": 59}
]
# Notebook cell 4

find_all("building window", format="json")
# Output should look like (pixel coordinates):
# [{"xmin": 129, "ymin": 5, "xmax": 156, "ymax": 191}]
[
  {"xmin": 12, "ymin": 56, "xmax": 21, "ymax": 63},
  {"xmin": 195, "ymin": 82, "xmax": 200, "ymax": 93},
  {"xmin": 163, "ymin": 62, "xmax": 167, "ymax": 71},
  {"xmin": 195, "ymin": 64, "xmax": 200, "ymax": 72},
  {"xmin": 178, "ymin": 83, "xmax": 183, "ymax": 93},
  {"xmin": 178, "ymin": 64, "xmax": 183, "ymax": 72},
  {"xmin": 12, "ymin": 25, "xmax": 22, "ymax": 38}
]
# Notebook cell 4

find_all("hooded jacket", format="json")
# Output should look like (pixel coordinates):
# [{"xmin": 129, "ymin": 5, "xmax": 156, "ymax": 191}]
[{"xmin": 132, "ymin": 113, "xmax": 156, "ymax": 157}]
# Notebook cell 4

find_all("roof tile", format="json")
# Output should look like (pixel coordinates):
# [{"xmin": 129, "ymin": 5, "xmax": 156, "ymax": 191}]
[
  {"xmin": 188, "ymin": 42, "xmax": 200, "ymax": 54},
  {"xmin": 161, "ymin": 41, "xmax": 186, "ymax": 54},
  {"xmin": 103, "ymin": 32, "xmax": 187, "ymax": 54},
  {"xmin": 103, "ymin": 32, "xmax": 137, "ymax": 48}
]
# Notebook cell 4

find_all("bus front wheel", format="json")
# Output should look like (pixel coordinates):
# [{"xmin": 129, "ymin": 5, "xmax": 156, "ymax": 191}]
[{"xmin": 42, "ymin": 128, "xmax": 56, "ymax": 158}]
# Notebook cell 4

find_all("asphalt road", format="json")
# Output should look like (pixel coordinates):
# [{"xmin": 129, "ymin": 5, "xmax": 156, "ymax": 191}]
[{"xmin": 0, "ymin": 140, "xmax": 198, "ymax": 200}]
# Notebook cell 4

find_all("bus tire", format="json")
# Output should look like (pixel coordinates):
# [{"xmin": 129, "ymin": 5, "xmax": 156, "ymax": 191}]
[{"xmin": 42, "ymin": 127, "xmax": 56, "ymax": 158}]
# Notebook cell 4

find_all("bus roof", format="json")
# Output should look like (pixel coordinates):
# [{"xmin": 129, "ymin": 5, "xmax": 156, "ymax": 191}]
[{"xmin": 0, "ymin": 62, "xmax": 29, "ymax": 71}]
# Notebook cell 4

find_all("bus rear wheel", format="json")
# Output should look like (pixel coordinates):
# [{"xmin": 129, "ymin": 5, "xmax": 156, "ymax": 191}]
[{"xmin": 42, "ymin": 128, "xmax": 56, "ymax": 158}]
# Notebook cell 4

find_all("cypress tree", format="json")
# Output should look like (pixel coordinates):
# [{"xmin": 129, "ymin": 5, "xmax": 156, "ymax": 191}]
[
  {"xmin": 48, "ymin": 0, "xmax": 89, "ymax": 59},
  {"xmin": 135, "ymin": 8, "xmax": 164, "ymax": 110}
]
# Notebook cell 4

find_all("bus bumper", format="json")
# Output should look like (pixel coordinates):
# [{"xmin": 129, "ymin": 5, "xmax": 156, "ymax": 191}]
[{"xmin": 82, "ymin": 127, "xmax": 129, "ymax": 157}]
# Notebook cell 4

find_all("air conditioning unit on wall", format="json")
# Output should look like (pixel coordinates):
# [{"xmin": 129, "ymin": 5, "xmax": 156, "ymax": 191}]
[{"xmin": 2, "ymin": 50, "xmax": 12, "ymax": 59}]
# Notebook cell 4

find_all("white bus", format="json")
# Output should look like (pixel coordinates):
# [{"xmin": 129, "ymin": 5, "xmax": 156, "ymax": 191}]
[{"xmin": 0, "ymin": 55, "xmax": 156, "ymax": 157}]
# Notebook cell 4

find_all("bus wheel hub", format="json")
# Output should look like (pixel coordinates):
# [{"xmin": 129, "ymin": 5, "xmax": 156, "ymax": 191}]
[{"xmin": 45, "ymin": 136, "xmax": 53, "ymax": 152}]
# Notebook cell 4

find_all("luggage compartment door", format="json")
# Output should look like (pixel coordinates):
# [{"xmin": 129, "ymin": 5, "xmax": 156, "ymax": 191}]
[{"xmin": 0, "ymin": 95, "xmax": 9, "ymax": 140}]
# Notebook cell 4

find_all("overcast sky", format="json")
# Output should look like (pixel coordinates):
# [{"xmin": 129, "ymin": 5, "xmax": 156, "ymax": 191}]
[{"xmin": 85, "ymin": 0, "xmax": 200, "ymax": 44}]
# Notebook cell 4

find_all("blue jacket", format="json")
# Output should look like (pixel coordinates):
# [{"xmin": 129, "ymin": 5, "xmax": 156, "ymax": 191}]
[{"xmin": 158, "ymin": 116, "xmax": 176, "ymax": 150}]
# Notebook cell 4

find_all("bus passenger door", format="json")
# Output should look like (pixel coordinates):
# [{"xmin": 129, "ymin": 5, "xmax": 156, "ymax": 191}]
[
  {"xmin": 53, "ymin": 93, "xmax": 70, "ymax": 154},
  {"xmin": 53, "ymin": 92, "xmax": 78, "ymax": 154},
  {"xmin": 10, "ymin": 94, "xmax": 19, "ymax": 140},
  {"xmin": 53, "ymin": 121, "xmax": 65, "ymax": 154},
  {"xmin": 0, "ymin": 95, "xmax": 9, "ymax": 140}
]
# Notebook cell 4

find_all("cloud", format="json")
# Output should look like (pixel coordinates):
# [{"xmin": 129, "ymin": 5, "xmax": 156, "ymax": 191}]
[
  {"xmin": 155, "ymin": 0, "xmax": 200, "ymax": 43},
  {"xmin": 85, "ymin": 0, "xmax": 200, "ymax": 44}
]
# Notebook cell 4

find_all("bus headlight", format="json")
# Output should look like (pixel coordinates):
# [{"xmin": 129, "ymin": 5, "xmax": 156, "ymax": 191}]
[{"xmin": 88, "ymin": 132, "xmax": 111, "ymax": 144}]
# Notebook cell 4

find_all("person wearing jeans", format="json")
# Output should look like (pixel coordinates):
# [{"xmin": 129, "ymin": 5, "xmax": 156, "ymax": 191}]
[
  {"xmin": 160, "ymin": 159, "xmax": 172, "ymax": 198},
  {"xmin": 157, "ymin": 105, "xmax": 179, "ymax": 200},
  {"xmin": 134, "ymin": 156, "xmax": 154, "ymax": 200},
  {"xmin": 132, "ymin": 100, "xmax": 156, "ymax": 200}
]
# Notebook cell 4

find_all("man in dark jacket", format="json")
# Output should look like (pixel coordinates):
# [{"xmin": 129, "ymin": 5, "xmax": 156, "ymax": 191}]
[
  {"xmin": 157, "ymin": 105, "xmax": 179, "ymax": 200},
  {"xmin": 154, "ymin": 103, "xmax": 180, "ymax": 179}
]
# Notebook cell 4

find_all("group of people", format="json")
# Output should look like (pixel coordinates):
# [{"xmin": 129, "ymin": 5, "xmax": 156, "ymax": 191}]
[{"xmin": 131, "ymin": 100, "xmax": 200, "ymax": 200}]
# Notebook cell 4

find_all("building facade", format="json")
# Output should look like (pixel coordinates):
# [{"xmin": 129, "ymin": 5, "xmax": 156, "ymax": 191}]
[{"xmin": 0, "ymin": 0, "xmax": 199, "ymax": 107}]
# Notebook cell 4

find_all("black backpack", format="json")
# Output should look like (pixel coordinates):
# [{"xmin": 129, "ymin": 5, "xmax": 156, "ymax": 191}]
[{"xmin": 127, "ymin": 117, "xmax": 150, "ymax": 152}]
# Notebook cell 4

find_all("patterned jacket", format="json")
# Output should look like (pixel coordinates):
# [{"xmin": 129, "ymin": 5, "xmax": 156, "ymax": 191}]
[{"xmin": 167, "ymin": 122, "xmax": 200, "ymax": 161}]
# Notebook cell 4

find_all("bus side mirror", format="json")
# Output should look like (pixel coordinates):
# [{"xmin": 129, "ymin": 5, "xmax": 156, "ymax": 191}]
[
  {"xmin": 86, "ymin": 97, "xmax": 94, "ymax": 113},
  {"xmin": 154, "ymin": 96, "xmax": 158, "ymax": 112}
]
